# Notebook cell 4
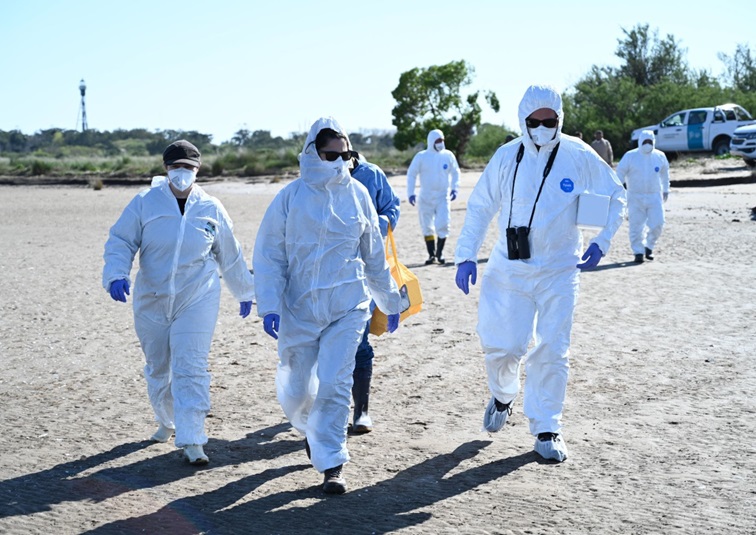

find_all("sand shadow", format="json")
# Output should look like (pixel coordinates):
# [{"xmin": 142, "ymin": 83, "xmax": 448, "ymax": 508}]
[
  {"xmin": 0, "ymin": 422, "xmax": 298, "ymax": 519},
  {"xmin": 85, "ymin": 440, "xmax": 538, "ymax": 534}
]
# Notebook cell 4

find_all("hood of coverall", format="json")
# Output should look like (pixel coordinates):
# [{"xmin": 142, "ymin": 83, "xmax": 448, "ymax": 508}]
[
  {"xmin": 639, "ymin": 129, "xmax": 656, "ymax": 151},
  {"xmin": 518, "ymin": 85, "xmax": 564, "ymax": 151},
  {"xmin": 300, "ymin": 117, "xmax": 354, "ymax": 189},
  {"xmin": 426, "ymin": 129, "xmax": 444, "ymax": 151}
]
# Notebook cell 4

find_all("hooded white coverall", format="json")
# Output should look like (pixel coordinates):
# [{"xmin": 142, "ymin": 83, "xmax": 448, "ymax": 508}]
[
  {"xmin": 615, "ymin": 130, "xmax": 670, "ymax": 255},
  {"xmin": 253, "ymin": 117, "xmax": 402, "ymax": 473},
  {"xmin": 407, "ymin": 129, "xmax": 461, "ymax": 238},
  {"xmin": 454, "ymin": 85, "xmax": 626, "ymax": 436},
  {"xmin": 103, "ymin": 178, "xmax": 255, "ymax": 447}
]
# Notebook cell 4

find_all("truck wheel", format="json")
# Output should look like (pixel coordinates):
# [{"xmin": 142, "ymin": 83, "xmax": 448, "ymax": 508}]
[
  {"xmin": 744, "ymin": 158, "xmax": 756, "ymax": 168},
  {"xmin": 713, "ymin": 138, "xmax": 730, "ymax": 156}
]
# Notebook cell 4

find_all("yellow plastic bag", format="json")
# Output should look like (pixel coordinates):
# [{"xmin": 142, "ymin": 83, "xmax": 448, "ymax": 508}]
[{"xmin": 370, "ymin": 227, "xmax": 423, "ymax": 336}]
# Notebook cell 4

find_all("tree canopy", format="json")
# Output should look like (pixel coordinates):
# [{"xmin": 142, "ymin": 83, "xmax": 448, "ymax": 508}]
[{"xmin": 391, "ymin": 60, "xmax": 499, "ymax": 162}]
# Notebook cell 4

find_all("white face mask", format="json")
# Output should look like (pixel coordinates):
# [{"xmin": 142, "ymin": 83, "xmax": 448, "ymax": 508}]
[
  {"xmin": 167, "ymin": 167, "xmax": 196, "ymax": 192},
  {"xmin": 434, "ymin": 141, "xmax": 445, "ymax": 152},
  {"xmin": 528, "ymin": 126, "xmax": 557, "ymax": 146},
  {"xmin": 317, "ymin": 156, "xmax": 351, "ymax": 180},
  {"xmin": 640, "ymin": 143, "xmax": 654, "ymax": 154}
]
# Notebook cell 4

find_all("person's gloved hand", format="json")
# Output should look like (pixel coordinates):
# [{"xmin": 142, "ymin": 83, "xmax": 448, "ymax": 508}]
[
  {"xmin": 109, "ymin": 279, "xmax": 130, "ymax": 302},
  {"xmin": 576, "ymin": 243, "xmax": 603, "ymax": 270},
  {"xmin": 455, "ymin": 261, "xmax": 477, "ymax": 294},
  {"xmin": 408, "ymin": 195, "xmax": 416, "ymax": 206},
  {"xmin": 263, "ymin": 313, "xmax": 280, "ymax": 340},
  {"xmin": 663, "ymin": 192, "xmax": 669, "ymax": 202},
  {"xmin": 387, "ymin": 313, "xmax": 400, "ymax": 333},
  {"xmin": 450, "ymin": 189, "xmax": 457, "ymax": 201},
  {"xmin": 239, "ymin": 301, "xmax": 252, "ymax": 318}
]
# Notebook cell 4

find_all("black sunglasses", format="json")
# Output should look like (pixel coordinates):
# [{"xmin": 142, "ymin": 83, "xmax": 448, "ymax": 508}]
[
  {"xmin": 525, "ymin": 117, "xmax": 559, "ymax": 128},
  {"xmin": 319, "ymin": 150, "xmax": 357, "ymax": 162}
]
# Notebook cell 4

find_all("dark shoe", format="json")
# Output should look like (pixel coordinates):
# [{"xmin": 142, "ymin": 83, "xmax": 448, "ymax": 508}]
[
  {"xmin": 425, "ymin": 255, "xmax": 436, "ymax": 265},
  {"xmin": 323, "ymin": 465, "xmax": 347, "ymax": 494},
  {"xmin": 634, "ymin": 254, "xmax": 644, "ymax": 263},
  {"xmin": 304, "ymin": 438, "xmax": 311, "ymax": 460},
  {"xmin": 645, "ymin": 247, "xmax": 654, "ymax": 260},
  {"xmin": 436, "ymin": 237, "xmax": 446, "ymax": 264}
]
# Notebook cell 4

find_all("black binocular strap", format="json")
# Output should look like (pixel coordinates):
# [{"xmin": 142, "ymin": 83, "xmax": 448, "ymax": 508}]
[{"xmin": 507, "ymin": 142, "xmax": 561, "ymax": 229}]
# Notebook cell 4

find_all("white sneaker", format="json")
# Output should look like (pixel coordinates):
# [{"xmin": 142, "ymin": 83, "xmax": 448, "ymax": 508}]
[
  {"xmin": 534, "ymin": 433, "xmax": 568, "ymax": 462},
  {"xmin": 353, "ymin": 413, "xmax": 373, "ymax": 434},
  {"xmin": 482, "ymin": 397, "xmax": 512, "ymax": 433},
  {"xmin": 150, "ymin": 424, "xmax": 174, "ymax": 443},
  {"xmin": 183, "ymin": 444, "xmax": 209, "ymax": 465}
]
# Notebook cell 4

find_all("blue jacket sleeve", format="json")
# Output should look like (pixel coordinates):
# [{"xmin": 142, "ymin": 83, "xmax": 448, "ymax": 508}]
[{"xmin": 373, "ymin": 167, "xmax": 401, "ymax": 236}]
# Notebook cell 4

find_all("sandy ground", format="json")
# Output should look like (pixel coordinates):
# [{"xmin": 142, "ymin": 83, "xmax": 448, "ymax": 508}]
[{"xmin": 1, "ymin": 157, "xmax": 755, "ymax": 534}]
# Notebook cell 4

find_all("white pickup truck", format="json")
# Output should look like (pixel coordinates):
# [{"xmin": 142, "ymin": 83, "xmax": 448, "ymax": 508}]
[{"xmin": 630, "ymin": 103, "xmax": 755, "ymax": 155}]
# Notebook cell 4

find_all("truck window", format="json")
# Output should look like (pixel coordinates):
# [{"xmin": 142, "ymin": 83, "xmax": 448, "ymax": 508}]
[
  {"xmin": 661, "ymin": 112, "xmax": 686, "ymax": 127},
  {"xmin": 688, "ymin": 111, "xmax": 707, "ymax": 125},
  {"xmin": 713, "ymin": 110, "xmax": 725, "ymax": 122},
  {"xmin": 734, "ymin": 107, "xmax": 752, "ymax": 121},
  {"xmin": 724, "ymin": 109, "xmax": 737, "ymax": 120}
]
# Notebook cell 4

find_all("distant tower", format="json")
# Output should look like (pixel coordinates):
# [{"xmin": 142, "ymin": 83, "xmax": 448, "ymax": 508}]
[{"xmin": 78, "ymin": 79, "xmax": 88, "ymax": 132}]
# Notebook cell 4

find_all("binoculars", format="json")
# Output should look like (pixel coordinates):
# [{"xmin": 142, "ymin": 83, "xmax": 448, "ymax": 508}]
[{"xmin": 506, "ymin": 226, "xmax": 531, "ymax": 260}]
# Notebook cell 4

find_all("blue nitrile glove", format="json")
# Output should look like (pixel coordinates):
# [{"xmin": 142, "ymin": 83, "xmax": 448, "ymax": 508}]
[
  {"xmin": 576, "ymin": 243, "xmax": 603, "ymax": 270},
  {"xmin": 387, "ymin": 313, "xmax": 400, "ymax": 333},
  {"xmin": 409, "ymin": 195, "xmax": 416, "ymax": 206},
  {"xmin": 450, "ymin": 189, "xmax": 457, "ymax": 201},
  {"xmin": 455, "ymin": 261, "xmax": 477, "ymax": 294},
  {"xmin": 109, "ymin": 279, "xmax": 130, "ymax": 303},
  {"xmin": 239, "ymin": 301, "xmax": 252, "ymax": 318},
  {"xmin": 263, "ymin": 313, "xmax": 280, "ymax": 340}
]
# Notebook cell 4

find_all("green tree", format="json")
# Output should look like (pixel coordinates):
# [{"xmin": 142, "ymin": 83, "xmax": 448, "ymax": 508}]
[
  {"xmin": 391, "ymin": 60, "xmax": 499, "ymax": 163},
  {"xmin": 718, "ymin": 43, "xmax": 756, "ymax": 92},
  {"xmin": 466, "ymin": 123, "xmax": 517, "ymax": 160},
  {"xmin": 615, "ymin": 24, "xmax": 690, "ymax": 86}
]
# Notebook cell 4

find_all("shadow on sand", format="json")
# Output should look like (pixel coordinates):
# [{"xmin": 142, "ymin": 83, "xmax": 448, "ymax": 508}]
[{"xmin": 84, "ymin": 440, "xmax": 539, "ymax": 534}]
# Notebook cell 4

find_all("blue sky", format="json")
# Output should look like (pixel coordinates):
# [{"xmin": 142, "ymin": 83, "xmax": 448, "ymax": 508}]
[{"xmin": 1, "ymin": 0, "xmax": 753, "ymax": 144}]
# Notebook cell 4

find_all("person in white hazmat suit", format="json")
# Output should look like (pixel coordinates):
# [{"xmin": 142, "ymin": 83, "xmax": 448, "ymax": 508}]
[
  {"xmin": 454, "ymin": 85, "xmax": 626, "ymax": 462},
  {"xmin": 615, "ymin": 129, "xmax": 670, "ymax": 263},
  {"xmin": 253, "ymin": 117, "xmax": 402, "ymax": 495},
  {"xmin": 407, "ymin": 129, "xmax": 461, "ymax": 264},
  {"xmin": 103, "ymin": 140, "xmax": 255, "ymax": 465}
]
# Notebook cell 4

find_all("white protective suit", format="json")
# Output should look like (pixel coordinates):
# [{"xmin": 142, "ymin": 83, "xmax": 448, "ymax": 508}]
[
  {"xmin": 103, "ymin": 177, "xmax": 255, "ymax": 447},
  {"xmin": 454, "ymin": 85, "xmax": 626, "ymax": 436},
  {"xmin": 253, "ymin": 117, "xmax": 402, "ymax": 473},
  {"xmin": 615, "ymin": 130, "xmax": 670, "ymax": 255},
  {"xmin": 406, "ymin": 129, "xmax": 461, "ymax": 238}
]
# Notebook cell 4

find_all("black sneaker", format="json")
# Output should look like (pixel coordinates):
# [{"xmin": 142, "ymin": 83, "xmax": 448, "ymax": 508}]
[
  {"xmin": 645, "ymin": 247, "xmax": 654, "ymax": 260},
  {"xmin": 425, "ymin": 255, "xmax": 436, "ymax": 265},
  {"xmin": 634, "ymin": 254, "xmax": 644, "ymax": 263},
  {"xmin": 323, "ymin": 465, "xmax": 347, "ymax": 494}
]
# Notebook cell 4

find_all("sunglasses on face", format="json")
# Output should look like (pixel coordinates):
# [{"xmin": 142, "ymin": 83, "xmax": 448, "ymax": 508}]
[
  {"xmin": 319, "ymin": 150, "xmax": 357, "ymax": 162},
  {"xmin": 525, "ymin": 117, "xmax": 559, "ymax": 128}
]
